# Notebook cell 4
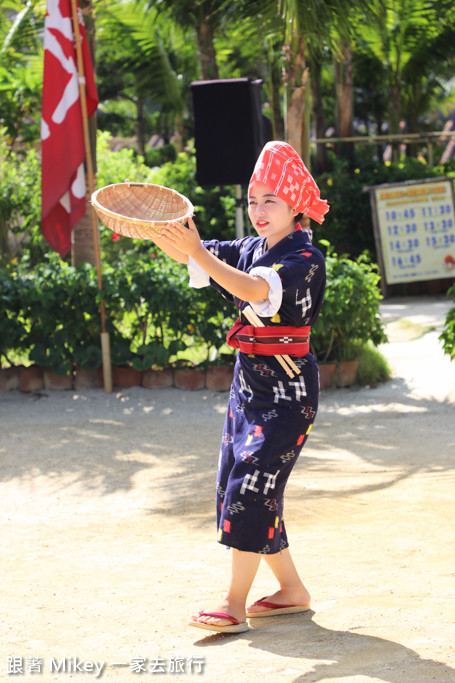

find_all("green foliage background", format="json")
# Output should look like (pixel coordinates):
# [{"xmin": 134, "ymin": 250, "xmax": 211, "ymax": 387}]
[{"xmin": 3, "ymin": 131, "xmax": 455, "ymax": 375}]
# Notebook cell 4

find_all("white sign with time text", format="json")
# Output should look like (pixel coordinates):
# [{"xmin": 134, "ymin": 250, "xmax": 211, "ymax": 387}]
[{"xmin": 373, "ymin": 178, "xmax": 455, "ymax": 284}]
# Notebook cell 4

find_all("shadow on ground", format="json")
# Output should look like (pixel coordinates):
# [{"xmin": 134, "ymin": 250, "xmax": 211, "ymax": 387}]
[
  {"xmin": 1, "ymin": 373, "xmax": 454, "ymax": 528},
  {"xmin": 194, "ymin": 611, "xmax": 455, "ymax": 682}
]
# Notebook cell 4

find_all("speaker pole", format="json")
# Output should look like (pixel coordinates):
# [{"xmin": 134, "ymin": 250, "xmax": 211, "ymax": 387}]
[{"xmin": 235, "ymin": 185, "xmax": 245, "ymax": 239}]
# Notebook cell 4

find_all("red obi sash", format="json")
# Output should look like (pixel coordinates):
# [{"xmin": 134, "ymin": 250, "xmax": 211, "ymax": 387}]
[{"xmin": 227, "ymin": 320, "xmax": 311, "ymax": 357}]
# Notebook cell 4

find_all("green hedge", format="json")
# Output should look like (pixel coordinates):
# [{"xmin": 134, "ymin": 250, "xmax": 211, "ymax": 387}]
[
  {"xmin": 1, "ymin": 245, "xmax": 388, "ymax": 372},
  {"xmin": 440, "ymin": 283, "xmax": 455, "ymax": 360},
  {"xmin": 312, "ymin": 150, "xmax": 455, "ymax": 257},
  {"xmin": 310, "ymin": 243, "xmax": 387, "ymax": 362},
  {"xmin": 3, "ymin": 130, "xmax": 454, "ymax": 269},
  {"xmin": 1, "ymin": 131, "xmax": 396, "ymax": 376},
  {"xmin": 0, "ymin": 251, "xmax": 236, "ymax": 373}
]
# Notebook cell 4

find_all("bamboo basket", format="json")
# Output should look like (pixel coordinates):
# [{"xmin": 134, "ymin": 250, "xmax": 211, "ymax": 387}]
[{"xmin": 91, "ymin": 182, "xmax": 194, "ymax": 239}]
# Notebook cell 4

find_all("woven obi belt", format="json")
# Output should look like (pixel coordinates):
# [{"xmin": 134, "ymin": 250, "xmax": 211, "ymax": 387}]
[{"xmin": 227, "ymin": 319, "xmax": 311, "ymax": 357}]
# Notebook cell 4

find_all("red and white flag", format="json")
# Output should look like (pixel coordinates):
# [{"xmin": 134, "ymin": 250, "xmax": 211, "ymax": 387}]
[{"xmin": 41, "ymin": 0, "xmax": 98, "ymax": 257}]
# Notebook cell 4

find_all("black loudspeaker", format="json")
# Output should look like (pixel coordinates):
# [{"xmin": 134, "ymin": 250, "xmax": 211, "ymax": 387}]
[{"xmin": 190, "ymin": 78, "xmax": 272, "ymax": 186}]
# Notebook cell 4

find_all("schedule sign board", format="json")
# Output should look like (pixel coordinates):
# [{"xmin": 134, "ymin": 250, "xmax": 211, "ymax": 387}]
[{"xmin": 369, "ymin": 178, "xmax": 455, "ymax": 285}]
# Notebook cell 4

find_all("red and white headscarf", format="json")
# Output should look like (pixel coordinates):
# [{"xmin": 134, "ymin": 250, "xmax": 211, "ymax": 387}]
[{"xmin": 249, "ymin": 141, "xmax": 329, "ymax": 224}]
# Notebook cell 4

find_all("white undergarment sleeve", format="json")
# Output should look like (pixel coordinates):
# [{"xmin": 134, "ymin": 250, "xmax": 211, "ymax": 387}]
[
  {"xmin": 249, "ymin": 266, "xmax": 283, "ymax": 317},
  {"xmin": 188, "ymin": 255, "xmax": 210, "ymax": 289}
]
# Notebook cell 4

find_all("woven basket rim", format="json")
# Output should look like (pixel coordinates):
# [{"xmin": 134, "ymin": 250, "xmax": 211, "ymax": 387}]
[{"xmin": 91, "ymin": 182, "xmax": 194, "ymax": 226}]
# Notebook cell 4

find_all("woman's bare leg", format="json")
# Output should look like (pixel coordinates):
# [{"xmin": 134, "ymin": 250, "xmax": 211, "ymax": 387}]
[
  {"xmin": 246, "ymin": 547, "xmax": 310, "ymax": 614},
  {"xmin": 190, "ymin": 549, "xmax": 262, "ymax": 627}
]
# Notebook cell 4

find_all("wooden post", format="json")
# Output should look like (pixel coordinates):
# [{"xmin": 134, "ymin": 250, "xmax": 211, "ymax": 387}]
[{"xmin": 70, "ymin": 0, "xmax": 112, "ymax": 393}]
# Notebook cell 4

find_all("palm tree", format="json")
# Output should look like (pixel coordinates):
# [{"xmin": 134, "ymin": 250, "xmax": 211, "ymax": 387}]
[
  {"xmin": 72, "ymin": 0, "xmax": 192, "ymax": 265},
  {"xmin": 0, "ymin": 0, "xmax": 44, "ymax": 148},
  {"xmin": 360, "ymin": 0, "xmax": 455, "ymax": 159},
  {"xmin": 95, "ymin": 0, "xmax": 188, "ymax": 156},
  {"xmin": 144, "ymin": 0, "xmax": 235, "ymax": 80},
  {"xmin": 319, "ymin": 1, "xmax": 382, "ymax": 163},
  {"xmin": 0, "ymin": 0, "xmax": 44, "ymax": 260},
  {"xmin": 229, "ymin": 0, "xmax": 359, "ymax": 161}
]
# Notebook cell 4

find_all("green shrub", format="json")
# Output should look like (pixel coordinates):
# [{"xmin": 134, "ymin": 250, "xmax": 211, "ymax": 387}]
[
  {"xmin": 0, "ymin": 130, "xmax": 43, "ymax": 265},
  {"xmin": 102, "ymin": 251, "xmax": 236, "ymax": 368},
  {"xmin": 311, "ymin": 242, "xmax": 387, "ymax": 362},
  {"xmin": 313, "ymin": 149, "xmax": 454, "ymax": 256},
  {"xmin": 143, "ymin": 144, "xmax": 177, "ymax": 168},
  {"xmin": 17, "ymin": 255, "xmax": 102, "ymax": 374},
  {"xmin": 96, "ymin": 130, "xmax": 157, "ymax": 188},
  {"xmin": 0, "ymin": 249, "xmax": 236, "ymax": 373},
  {"xmin": 440, "ymin": 283, "xmax": 455, "ymax": 360},
  {"xmin": 2, "ymin": 131, "xmax": 454, "ymax": 271},
  {"xmin": 0, "ymin": 265, "xmax": 27, "ymax": 365},
  {"xmin": 356, "ymin": 343, "xmax": 391, "ymax": 386}
]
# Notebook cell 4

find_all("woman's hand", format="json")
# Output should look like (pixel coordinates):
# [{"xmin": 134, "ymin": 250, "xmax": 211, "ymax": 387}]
[
  {"xmin": 162, "ymin": 216, "xmax": 270, "ymax": 303},
  {"xmin": 160, "ymin": 217, "xmax": 203, "ymax": 259}
]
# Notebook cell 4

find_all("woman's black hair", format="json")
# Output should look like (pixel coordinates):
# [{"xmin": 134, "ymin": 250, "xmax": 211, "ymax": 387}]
[{"xmin": 294, "ymin": 212, "xmax": 313, "ymax": 241}]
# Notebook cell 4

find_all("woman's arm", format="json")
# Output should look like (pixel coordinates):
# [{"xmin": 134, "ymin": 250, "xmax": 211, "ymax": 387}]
[
  {"xmin": 160, "ymin": 218, "xmax": 270, "ymax": 302},
  {"xmin": 151, "ymin": 234, "xmax": 189, "ymax": 264}
]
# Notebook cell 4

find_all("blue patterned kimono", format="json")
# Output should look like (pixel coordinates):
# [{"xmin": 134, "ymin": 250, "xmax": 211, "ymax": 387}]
[{"xmin": 202, "ymin": 229, "xmax": 326, "ymax": 554}]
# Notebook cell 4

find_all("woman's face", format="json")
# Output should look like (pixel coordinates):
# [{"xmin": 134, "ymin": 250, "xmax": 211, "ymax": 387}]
[{"xmin": 248, "ymin": 181, "xmax": 297, "ymax": 249}]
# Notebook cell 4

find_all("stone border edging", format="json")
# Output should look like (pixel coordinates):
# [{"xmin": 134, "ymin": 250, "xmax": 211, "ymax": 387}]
[
  {"xmin": 0, "ymin": 364, "xmax": 236, "ymax": 393},
  {"xmin": 1, "ymin": 360, "xmax": 358, "ymax": 394}
]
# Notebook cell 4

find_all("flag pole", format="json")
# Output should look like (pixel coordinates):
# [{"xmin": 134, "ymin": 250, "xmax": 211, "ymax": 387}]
[{"xmin": 70, "ymin": 0, "xmax": 112, "ymax": 394}]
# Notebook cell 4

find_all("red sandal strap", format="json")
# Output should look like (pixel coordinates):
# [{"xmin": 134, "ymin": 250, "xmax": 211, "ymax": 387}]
[
  {"xmin": 198, "ymin": 611, "xmax": 240, "ymax": 625},
  {"xmin": 253, "ymin": 598, "xmax": 296, "ymax": 609}
]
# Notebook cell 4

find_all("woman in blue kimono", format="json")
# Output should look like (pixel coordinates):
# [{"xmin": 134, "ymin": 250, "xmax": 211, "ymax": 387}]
[{"xmin": 157, "ymin": 141, "xmax": 329, "ymax": 634}]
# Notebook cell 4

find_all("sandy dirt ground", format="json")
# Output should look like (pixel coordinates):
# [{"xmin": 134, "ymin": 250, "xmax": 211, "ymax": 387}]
[{"xmin": 1, "ymin": 295, "xmax": 455, "ymax": 683}]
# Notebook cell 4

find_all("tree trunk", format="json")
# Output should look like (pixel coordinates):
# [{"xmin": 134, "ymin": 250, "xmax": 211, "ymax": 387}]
[
  {"xmin": 334, "ymin": 41, "xmax": 354, "ymax": 160},
  {"xmin": 375, "ymin": 97, "xmax": 384, "ymax": 160},
  {"xmin": 71, "ymin": 211, "xmax": 96, "ymax": 265},
  {"xmin": 407, "ymin": 111, "xmax": 419, "ymax": 158},
  {"xmin": 284, "ymin": 36, "xmax": 309, "ymax": 160},
  {"xmin": 267, "ymin": 40, "xmax": 284, "ymax": 140},
  {"xmin": 287, "ymin": 81, "xmax": 308, "ymax": 158},
  {"xmin": 283, "ymin": 36, "xmax": 311, "ymax": 230},
  {"xmin": 310, "ymin": 57, "xmax": 329, "ymax": 173},
  {"xmin": 196, "ymin": 17, "xmax": 218, "ymax": 80},
  {"xmin": 389, "ymin": 83, "xmax": 402, "ymax": 161},
  {"xmin": 174, "ymin": 113, "xmax": 185, "ymax": 153},
  {"xmin": 405, "ymin": 84, "xmax": 421, "ymax": 158},
  {"xmin": 0, "ymin": 217, "xmax": 9, "ymax": 261},
  {"xmin": 135, "ymin": 95, "xmax": 146, "ymax": 158}
]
